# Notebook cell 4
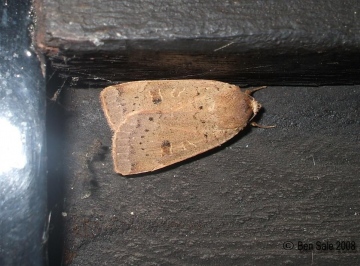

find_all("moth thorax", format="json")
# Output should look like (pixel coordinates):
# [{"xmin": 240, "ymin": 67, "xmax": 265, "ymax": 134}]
[{"xmin": 215, "ymin": 94, "xmax": 255, "ymax": 129}]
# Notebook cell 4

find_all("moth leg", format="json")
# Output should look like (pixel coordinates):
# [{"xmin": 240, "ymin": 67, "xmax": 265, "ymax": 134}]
[{"xmin": 250, "ymin": 122, "xmax": 275, "ymax": 128}]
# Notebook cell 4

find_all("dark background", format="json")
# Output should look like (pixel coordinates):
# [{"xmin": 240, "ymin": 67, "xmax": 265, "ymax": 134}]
[{"xmin": 36, "ymin": 0, "xmax": 360, "ymax": 265}]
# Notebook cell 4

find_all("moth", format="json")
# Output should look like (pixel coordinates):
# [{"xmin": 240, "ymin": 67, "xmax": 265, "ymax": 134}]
[{"xmin": 100, "ymin": 80, "xmax": 267, "ymax": 175}]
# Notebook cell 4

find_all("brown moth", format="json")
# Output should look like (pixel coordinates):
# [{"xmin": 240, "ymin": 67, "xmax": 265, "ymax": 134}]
[{"xmin": 100, "ymin": 80, "xmax": 264, "ymax": 175}]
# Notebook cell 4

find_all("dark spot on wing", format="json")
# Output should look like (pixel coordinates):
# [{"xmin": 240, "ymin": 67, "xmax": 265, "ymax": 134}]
[
  {"xmin": 150, "ymin": 89, "xmax": 162, "ymax": 104},
  {"xmin": 161, "ymin": 140, "xmax": 172, "ymax": 156}
]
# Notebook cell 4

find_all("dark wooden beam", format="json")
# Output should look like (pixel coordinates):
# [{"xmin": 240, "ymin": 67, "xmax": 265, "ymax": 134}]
[{"xmin": 35, "ymin": 0, "xmax": 360, "ymax": 86}]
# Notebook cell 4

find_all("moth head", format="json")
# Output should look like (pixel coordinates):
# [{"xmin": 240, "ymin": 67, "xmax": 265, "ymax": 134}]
[
  {"xmin": 249, "ymin": 98, "xmax": 262, "ymax": 121},
  {"xmin": 215, "ymin": 91, "xmax": 258, "ymax": 129}
]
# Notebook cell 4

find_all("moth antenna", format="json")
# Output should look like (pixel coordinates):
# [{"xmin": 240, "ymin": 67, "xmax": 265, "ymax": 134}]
[{"xmin": 245, "ymin": 86, "xmax": 267, "ymax": 95}]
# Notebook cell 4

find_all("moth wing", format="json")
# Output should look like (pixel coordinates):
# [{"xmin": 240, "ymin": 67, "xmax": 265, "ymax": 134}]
[
  {"xmin": 100, "ymin": 79, "xmax": 250, "ymax": 131},
  {"xmin": 112, "ymin": 111, "xmax": 239, "ymax": 175},
  {"xmin": 100, "ymin": 80, "xmax": 210, "ymax": 131},
  {"xmin": 100, "ymin": 81, "xmax": 150, "ymax": 131}
]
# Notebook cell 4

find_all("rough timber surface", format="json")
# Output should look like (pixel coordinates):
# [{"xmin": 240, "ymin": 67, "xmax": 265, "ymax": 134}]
[
  {"xmin": 35, "ymin": 0, "xmax": 360, "ymax": 86},
  {"xmin": 46, "ymin": 83, "xmax": 360, "ymax": 265}
]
